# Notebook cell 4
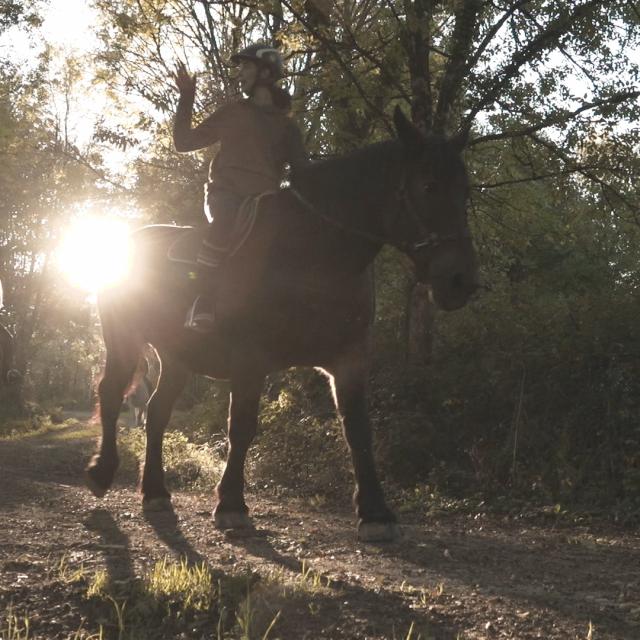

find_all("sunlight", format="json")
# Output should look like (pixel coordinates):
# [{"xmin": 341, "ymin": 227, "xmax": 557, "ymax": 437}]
[{"xmin": 57, "ymin": 216, "xmax": 132, "ymax": 294}]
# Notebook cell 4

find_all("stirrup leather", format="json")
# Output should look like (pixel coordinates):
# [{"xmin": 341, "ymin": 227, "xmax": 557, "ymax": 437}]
[{"xmin": 184, "ymin": 296, "xmax": 216, "ymax": 332}]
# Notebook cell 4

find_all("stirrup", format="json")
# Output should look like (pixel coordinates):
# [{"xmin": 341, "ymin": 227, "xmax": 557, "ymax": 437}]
[{"xmin": 184, "ymin": 296, "xmax": 216, "ymax": 333}]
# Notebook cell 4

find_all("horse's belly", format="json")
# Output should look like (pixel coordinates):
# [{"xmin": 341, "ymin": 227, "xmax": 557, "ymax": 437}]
[
  {"xmin": 262, "ymin": 308, "xmax": 371, "ymax": 367},
  {"xmin": 131, "ymin": 262, "xmax": 374, "ymax": 377}
]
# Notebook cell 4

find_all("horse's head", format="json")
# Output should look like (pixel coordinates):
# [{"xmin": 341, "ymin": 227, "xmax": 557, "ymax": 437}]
[{"xmin": 392, "ymin": 107, "xmax": 479, "ymax": 311}]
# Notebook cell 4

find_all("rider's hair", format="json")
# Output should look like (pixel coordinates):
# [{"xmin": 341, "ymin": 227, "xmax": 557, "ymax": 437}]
[{"xmin": 270, "ymin": 85, "xmax": 292, "ymax": 112}]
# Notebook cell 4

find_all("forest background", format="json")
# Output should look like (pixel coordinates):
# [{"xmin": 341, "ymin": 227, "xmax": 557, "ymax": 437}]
[{"xmin": 1, "ymin": 0, "xmax": 639, "ymax": 520}]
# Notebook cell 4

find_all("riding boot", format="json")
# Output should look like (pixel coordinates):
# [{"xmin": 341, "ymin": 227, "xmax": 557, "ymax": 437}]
[{"xmin": 184, "ymin": 240, "xmax": 226, "ymax": 333}]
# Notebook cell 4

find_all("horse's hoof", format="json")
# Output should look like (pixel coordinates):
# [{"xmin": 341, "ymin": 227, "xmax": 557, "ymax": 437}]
[
  {"xmin": 142, "ymin": 497, "xmax": 173, "ymax": 512},
  {"xmin": 357, "ymin": 521, "xmax": 399, "ymax": 542},
  {"xmin": 84, "ymin": 469, "xmax": 108, "ymax": 498},
  {"xmin": 214, "ymin": 511, "xmax": 253, "ymax": 530}
]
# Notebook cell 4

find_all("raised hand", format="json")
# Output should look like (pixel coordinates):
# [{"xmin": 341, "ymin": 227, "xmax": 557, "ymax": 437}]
[{"xmin": 172, "ymin": 61, "xmax": 196, "ymax": 95}]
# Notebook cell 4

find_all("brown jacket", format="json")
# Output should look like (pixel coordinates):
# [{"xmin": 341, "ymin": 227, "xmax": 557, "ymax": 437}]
[{"xmin": 174, "ymin": 93, "xmax": 306, "ymax": 197}]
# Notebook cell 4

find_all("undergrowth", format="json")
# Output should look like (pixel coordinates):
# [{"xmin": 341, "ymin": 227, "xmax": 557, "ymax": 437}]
[{"xmin": 118, "ymin": 428, "xmax": 223, "ymax": 492}]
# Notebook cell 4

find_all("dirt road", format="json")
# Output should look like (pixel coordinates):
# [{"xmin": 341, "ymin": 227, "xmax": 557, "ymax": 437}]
[{"xmin": 0, "ymin": 422, "xmax": 638, "ymax": 639}]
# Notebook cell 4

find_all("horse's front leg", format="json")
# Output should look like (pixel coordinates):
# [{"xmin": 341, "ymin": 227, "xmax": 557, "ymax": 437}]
[
  {"xmin": 330, "ymin": 357, "xmax": 398, "ymax": 542},
  {"xmin": 140, "ymin": 357, "xmax": 189, "ymax": 510},
  {"xmin": 214, "ymin": 374, "xmax": 264, "ymax": 529}
]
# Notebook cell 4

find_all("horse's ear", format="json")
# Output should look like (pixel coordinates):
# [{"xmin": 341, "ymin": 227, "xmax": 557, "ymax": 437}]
[{"xmin": 393, "ymin": 106, "xmax": 424, "ymax": 154}]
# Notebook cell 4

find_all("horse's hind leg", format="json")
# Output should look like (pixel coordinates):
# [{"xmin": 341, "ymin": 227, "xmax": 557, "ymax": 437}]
[
  {"xmin": 214, "ymin": 373, "xmax": 264, "ymax": 529},
  {"xmin": 85, "ymin": 341, "xmax": 140, "ymax": 497},
  {"xmin": 141, "ymin": 356, "xmax": 188, "ymax": 510},
  {"xmin": 330, "ymin": 355, "xmax": 398, "ymax": 542}
]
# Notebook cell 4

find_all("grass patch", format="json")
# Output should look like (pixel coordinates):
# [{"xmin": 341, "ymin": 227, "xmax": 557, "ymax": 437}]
[
  {"xmin": 80, "ymin": 557, "xmax": 281, "ymax": 639},
  {"xmin": 0, "ymin": 604, "xmax": 103, "ymax": 640},
  {"xmin": 0, "ymin": 417, "xmax": 85, "ymax": 441},
  {"xmin": 47, "ymin": 422, "xmax": 98, "ymax": 441},
  {"xmin": 0, "ymin": 605, "xmax": 31, "ymax": 640},
  {"xmin": 52, "ymin": 553, "xmax": 90, "ymax": 585},
  {"xmin": 146, "ymin": 558, "xmax": 213, "ymax": 612}
]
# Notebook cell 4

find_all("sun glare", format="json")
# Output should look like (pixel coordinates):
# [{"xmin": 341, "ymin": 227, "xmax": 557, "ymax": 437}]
[{"xmin": 57, "ymin": 217, "xmax": 132, "ymax": 293}]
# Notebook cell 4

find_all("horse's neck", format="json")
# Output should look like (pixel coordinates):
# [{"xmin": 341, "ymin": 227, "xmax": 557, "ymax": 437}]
[{"xmin": 284, "ymin": 142, "xmax": 405, "ymax": 274}]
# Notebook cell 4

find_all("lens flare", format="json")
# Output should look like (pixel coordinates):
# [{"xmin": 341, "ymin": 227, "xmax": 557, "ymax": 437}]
[{"xmin": 57, "ymin": 217, "xmax": 132, "ymax": 293}]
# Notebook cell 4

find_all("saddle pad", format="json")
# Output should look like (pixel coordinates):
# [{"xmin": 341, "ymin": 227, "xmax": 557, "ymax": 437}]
[{"xmin": 167, "ymin": 194, "xmax": 268, "ymax": 264}]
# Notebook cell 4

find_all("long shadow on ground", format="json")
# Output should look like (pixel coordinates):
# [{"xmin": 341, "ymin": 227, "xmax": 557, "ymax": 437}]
[
  {"xmin": 378, "ymin": 520, "xmax": 638, "ymax": 638},
  {"xmin": 224, "ymin": 526, "xmax": 460, "ymax": 639}
]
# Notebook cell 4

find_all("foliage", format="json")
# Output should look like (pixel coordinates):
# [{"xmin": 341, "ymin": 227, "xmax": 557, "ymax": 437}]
[
  {"xmin": 252, "ymin": 369, "xmax": 352, "ymax": 500},
  {"xmin": 119, "ymin": 427, "xmax": 224, "ymax": 491}
]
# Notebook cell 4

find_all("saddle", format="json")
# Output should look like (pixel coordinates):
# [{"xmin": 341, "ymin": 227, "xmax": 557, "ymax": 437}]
[{"xmin": 167, "ymin": 193, "xmax": 268, "ymax": 265}]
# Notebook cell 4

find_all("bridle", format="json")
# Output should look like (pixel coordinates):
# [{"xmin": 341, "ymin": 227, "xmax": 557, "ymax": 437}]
[{"xmin": 290, "ymin": 170, "xmax": 469, "ymax": 255}]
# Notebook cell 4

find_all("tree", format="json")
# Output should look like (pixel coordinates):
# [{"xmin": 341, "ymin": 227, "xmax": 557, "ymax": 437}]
[{"xmin": 0, "ymin": 46, "xmax": 115, "ymax": 404}]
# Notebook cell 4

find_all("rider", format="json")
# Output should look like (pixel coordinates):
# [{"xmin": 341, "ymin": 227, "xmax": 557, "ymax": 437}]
[{"xmin": 173, "ymin": 43, "xmax": 307, "ymax": 332}]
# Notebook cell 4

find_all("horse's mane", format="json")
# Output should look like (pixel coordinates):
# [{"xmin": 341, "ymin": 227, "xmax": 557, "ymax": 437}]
[
  {"xmin": 290, "ymin": 133, "xmax": 465, "ymax": 211},
  {"xmin": 291, "ymin": 140, "xmax": 403, "ymax": 210}
]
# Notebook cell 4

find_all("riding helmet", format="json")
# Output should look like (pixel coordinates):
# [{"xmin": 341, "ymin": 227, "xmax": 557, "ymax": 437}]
[{"xmin": 231, "ymin": 43, "xmax": 284, "ymax": 80}]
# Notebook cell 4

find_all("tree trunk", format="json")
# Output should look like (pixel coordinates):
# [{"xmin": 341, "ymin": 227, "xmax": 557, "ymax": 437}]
[
  {"xmin": 15, "ymin": 250, "xmax": 51, "ymax": 374},
  {"xmin": 405, "ymin": 281, "xmax": 435, "ymax": 365}
]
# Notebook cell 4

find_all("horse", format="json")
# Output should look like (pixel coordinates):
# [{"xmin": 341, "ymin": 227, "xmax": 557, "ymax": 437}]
[{"xmin": 85, "ymin": 108, "xmax": 479, "ymax": 541}]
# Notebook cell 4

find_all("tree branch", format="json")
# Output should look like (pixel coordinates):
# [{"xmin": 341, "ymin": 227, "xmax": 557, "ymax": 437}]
[
  {"xmin": 473, "ymin": 165, "xmax": 600, "ymax": 190},
  {"xmin": 279, "ymin": 0, "xmax": 394, "ymax": 133},
  {"xmin": 465, "ymin": 0, "xmax": 531, "ymax": 73},
  {"xmin": 463, "ymin": 0, "xmax": 607, "ymax": 128},
  {"xmin": 434, "ymin": 0, "xmax": 482, "ymax": 131},
  {"xmin": 529, "ymin": 133, "xmax": 640, "ymax": 214},
  {"xmin": 469, "ymin": 90, "xmax": 640, "ymax": 145}
]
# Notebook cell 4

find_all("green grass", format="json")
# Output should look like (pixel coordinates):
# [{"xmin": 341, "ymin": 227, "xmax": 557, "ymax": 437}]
[
  {"xmin": 0, "ymin": 605, "xmax": 31, "ymax": 640},
  {"xmin": 0, "ymin": 604, "xmax": 104, "ymax": 640},
  {"xmin": 0, "ymin": 417, "xmax": 87, "ymax": 441},
  {"xmin": 296, "ymin": 560, "xmax": 333, "ymax": 593},
  {"xmin": 80, "ymin": 556, "xmax": 280, "ymax": 639},
  {"xmin": 2, "ymin": 553, "xmax": 456, "ymax": 639},
  {"xmin": 145, "ymin": 557, "xmax": 214, "ymax": 612}
]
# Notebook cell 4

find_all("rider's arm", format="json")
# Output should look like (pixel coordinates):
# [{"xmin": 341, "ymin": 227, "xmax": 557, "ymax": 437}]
[{"xmin": 173, "ymin": 91, "xmax": 224, "ymax": 152}]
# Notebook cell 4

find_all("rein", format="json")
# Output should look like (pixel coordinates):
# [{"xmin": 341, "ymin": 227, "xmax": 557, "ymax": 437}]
[
  {"xmin": 290, "ymin": 174, "xmax": 464, "ymax": 254},
  {"xmin": 290, "ymin": 186, "xmax": 393, "ymax": 248}
]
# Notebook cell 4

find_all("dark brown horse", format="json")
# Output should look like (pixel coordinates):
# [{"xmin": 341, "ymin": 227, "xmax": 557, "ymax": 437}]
[{"xmin": 85, "ymin": 108, "xmax": 479, "ymax": 541}]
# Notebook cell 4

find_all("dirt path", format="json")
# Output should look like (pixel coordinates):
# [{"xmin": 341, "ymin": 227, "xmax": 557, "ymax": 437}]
[{"xmin": 0, "ymin": 422, "xmax": 638, "ymax": 639}]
